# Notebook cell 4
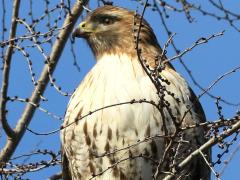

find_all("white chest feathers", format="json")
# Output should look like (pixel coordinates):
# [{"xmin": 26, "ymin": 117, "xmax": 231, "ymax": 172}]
[{"xmin": 61, "ymin": 54, "xmax": 197, "ymax": 180}]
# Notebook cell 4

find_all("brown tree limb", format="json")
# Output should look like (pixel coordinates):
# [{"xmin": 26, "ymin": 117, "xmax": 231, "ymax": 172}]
[
  {"xmin": 0, "ymin": 0, "xmax": 89, "ymax": 164},
  {"xmin": 0, "ymin": 0, "xmax": 20, "ymax": 138}
]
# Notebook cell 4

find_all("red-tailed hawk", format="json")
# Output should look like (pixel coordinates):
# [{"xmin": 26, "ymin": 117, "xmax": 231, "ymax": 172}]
[{"xmin": 61, "ymin": 5, "xmax": 210, "ymax": 180}]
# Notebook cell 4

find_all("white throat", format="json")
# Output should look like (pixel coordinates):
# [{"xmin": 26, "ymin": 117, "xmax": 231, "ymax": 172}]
[{"xmin": 96, "ymin": 53, "xmax": 147, "ymax": 80}]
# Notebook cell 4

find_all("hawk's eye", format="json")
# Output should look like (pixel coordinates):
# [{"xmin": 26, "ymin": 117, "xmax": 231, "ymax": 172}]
[
  {"xmin": 101, "ymin": 17, "xmax": 113, "ymax": 25},
  {"xmin": 93, "ymin": 15, "xmax": 119, "ymax": 26}
]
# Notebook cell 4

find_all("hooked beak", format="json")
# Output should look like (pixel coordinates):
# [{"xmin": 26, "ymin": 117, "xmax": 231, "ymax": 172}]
[{"xmin": 72, "ymin": 21, "xmax": 92, "ymax": 39}]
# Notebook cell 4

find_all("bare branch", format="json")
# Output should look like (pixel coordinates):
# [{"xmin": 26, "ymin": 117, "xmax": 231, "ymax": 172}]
[
  {"xmin": 0, "ymin": 0, "xmax": 20, "ymax": 138},
  {"xmin": 164, "ymin": 31, "xmax": 225, "ymax": 63},
  {"xmin": 0, "ymin": 0, "xmax": 89, "ymax": 164},
  {"xmin": 164, "ymin": 114, "xmax": 240, "ymax": 180}
]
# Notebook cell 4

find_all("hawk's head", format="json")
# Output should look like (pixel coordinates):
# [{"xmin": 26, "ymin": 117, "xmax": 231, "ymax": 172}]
[{"xmin": 73, "ymin": 5, "xmax": 161, "ymax": 60}]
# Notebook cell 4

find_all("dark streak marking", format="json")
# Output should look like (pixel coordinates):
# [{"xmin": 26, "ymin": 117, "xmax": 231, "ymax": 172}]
[
  {"xmin": 107, "ymin": 127, "xmax": 112, "ymax": 140},
  {"xmin": 113, "ymin": 166, "xmax": 119, "ymax": 177},
  {"xmin": 105, "ymin": 141, "xmax": 110, "ymax": 152},
  {"xmin": 116, "ymin": 128, "xmax": 119, "ymax": 140},
  {"xmin": 70, "ymin": 131, "xmax": 75, "ymax": 140},
  {"xmin": 92, "ymin": 141, "xmax": 97, "ymax": 150},
  {"xmin": 135, "ymin": 128, "xmax": 138, "ymax": 136},
  {"xmin": 76, "ymin": 107, "xmax": 83, "ymax": 125},
  {"xmin": 89, "ymin": 162, "xmax": 96, "ymax": 175},
  {"xmin": 145, "ymin": 124, "xmax": 150, "ymax": 137},
  {"xmin": 120, "ymin": 170, "xmax": 126, "ymax": 179},
  {"xmin": 85, "ymin": 135, "xmax": 91, "ymax": 145},
  {"xmin": 93, "ymin": 123, "xmax": 97, "ymax": 138},
  {"xmin": 83, "ymin": 120, "xmax": 88, "ymax": 135}
]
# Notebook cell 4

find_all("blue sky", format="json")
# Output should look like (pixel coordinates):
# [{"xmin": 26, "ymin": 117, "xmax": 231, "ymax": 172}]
[{"xmin": 0, "ymin": 0, "xmax": 240, "ymax": 179}]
